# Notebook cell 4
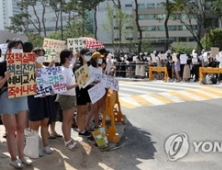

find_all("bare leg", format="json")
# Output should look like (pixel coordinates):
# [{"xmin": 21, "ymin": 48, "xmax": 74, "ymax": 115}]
[
  {"xmin": 2, "ymin": 114, "xmax": 17, "ymax": 161},
  {"xmin": 76, "ymin": 105, "xmax": 88, "ymax": 132},
  {"xmin": 41, "ymin": 118, "xmax": 49, "ymax": 147},
  {"xmin": 49, "ymin": 121, "xmax": 56, "ymax": 135},
  {"xmin": 15, "ymin": 111, "xmax": 27, "ymax": 159},
  {"xmin": 85, "ymin": 103, "xmax": 98, "ymax": 129},
  {"xmin": 62, "ymin": 107, "xmax": 75, "ymax": 142}
]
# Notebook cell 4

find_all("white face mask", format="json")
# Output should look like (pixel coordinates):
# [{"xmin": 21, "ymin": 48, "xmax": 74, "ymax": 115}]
[
  {"xmin": 70, "ymin": 58, "xmax": 76, "ymax": 65},
  {"xmin": 84, "ymin": 55, "xmax": 92, "ymax": 62},
  {"xmin": 11, "ymin": 49, "xmax": 23, "ymax": 53},
  {"xmin": 36, "ymin": 56, "xmax": 45, "ymax": 64},
  {"xmin": 98, "ymin": 58, "xmax": 103, "ymax": 64}
]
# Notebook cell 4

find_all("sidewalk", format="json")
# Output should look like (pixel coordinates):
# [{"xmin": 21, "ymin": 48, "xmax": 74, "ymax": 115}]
[
  {"xmin": 116, "ymin": 77, "xmax": 149, "ymax": 82},
  {"xmin": 0, "ymin": 122, "xmax": 125, "ymax": 170}
]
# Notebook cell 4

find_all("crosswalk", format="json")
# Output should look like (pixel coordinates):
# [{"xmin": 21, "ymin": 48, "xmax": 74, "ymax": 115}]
[{"xmin": 118, "ymin": 81, "xmax": 222, "ymax": 109}]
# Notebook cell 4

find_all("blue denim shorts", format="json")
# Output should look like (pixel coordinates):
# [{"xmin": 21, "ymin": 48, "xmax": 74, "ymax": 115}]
[{"xmin": 0, "ymin": 89, "xmax": 28, "ymax": 114}]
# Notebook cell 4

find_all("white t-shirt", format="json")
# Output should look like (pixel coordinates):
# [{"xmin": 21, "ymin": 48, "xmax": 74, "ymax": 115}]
[{"xmin": 60, "ymin": 66, "xmax": 76, "ymax": 96}]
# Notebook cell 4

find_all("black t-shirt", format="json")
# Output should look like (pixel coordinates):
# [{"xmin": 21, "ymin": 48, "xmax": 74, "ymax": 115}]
[{"xmin": 0, "ymin": 61, "xmax": 7, "ymax": 87}]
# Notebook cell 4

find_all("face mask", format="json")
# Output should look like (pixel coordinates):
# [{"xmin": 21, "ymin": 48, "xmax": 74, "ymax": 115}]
[
  {"xmin": 98, "ymin": 58, "xmax": 103, "ymax": 64},
  {"xmin": 36, "ymin": 56, "xmax": 45, "ymax": 64},
  {"xmin": 84, "ymin": 55, "xmax": 92, "ymax": 62},
  {"xmin": 11, "ymin": 49, "xmax": 23, "ymax": 53},
  {"xmin": 70, "ymin": 58, "xmax": 76, "ymax": 65}
]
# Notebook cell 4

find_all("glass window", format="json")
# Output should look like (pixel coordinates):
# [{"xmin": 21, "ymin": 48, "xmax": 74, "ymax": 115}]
[
  {"xmin": 179, "ymin": 25, "xmax": 187, "ymax": 31},
  {"xmin": 168, "ymin": 25, "xmax": 177, "ymax": 31},
  {"xmin": 148, "ymin": 26, "xmax": 156, "ymax": 31},
  {"xmin": 147, "ymin": 3, "xmax": 155, "ymax": 9},
  {"xmin": 140, "ymin": 26, "xmax": 146, "ymax": 31},
  {"xmin": 125, "ymin": 4, "xmax": 132, "ymax": 10},
  {"xmin": 189, "ymin": 37, "xmax": 195, "ymax": 42},
  {"xmin": 148, "ymin": 14, "xmax": 155, "ymax": 20},
  {"xmin": 179, "ymin": 37, "xmax": 187, "ymax": 42},
  {"xmin": 157, "ymin": 3, "xmax": 164, "ymax": 8},
  {"xmin": 169, "ymin": 37, "xmax": 177, "ymax": 42},
  {"xmin": 157, "ymin": 26, "xmax": 165, "ymax": 31},
  {"xmin": 179, "ymin": 14, "xmax": 187, "ymax": 19},
  {"xmin": 188, "ymin": 14, "xmax": 197, "ymax": 19},
  {"xmin": 138, "ymin": 14, "xmax": 146, "ymax": 20},
  {"xmin": 138, "ymin": 4, "xmax": 145, "ymax": 9},
  {"xmin": 157, "ymin": 14, "xmax": 166, "ymax": 20}
]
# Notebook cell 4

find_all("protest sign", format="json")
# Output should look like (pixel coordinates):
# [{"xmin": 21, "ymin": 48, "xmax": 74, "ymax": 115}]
[
  {"xmin": 35, "ymin": 66, "xmax": 67, "ymax": 98},
  {"xmin": 6, "ymin": 53, "xmax": 36, "ymax": 98},
  {"xmin": 180, "ymin": 54, "xmax": 188, "ymax": 64},
  {"xmin": 101, "ymin": 75, "xmax": 119, "ymax": 91},
  {"xmin": 67, "ymin": 38, "xmax": 86, "ymax": 54},
  {"xmin": 88, "ymin": 82, "xmax": 106, "ymax": 104},
  {"xmin": 43, "ymin": 38, "xmax": 66, "ymax": 62},
  {"xmin": 0, "ymin": 43, "xmax": 8, "ymax": 55},
  {"xmin": 211, "ymin": 47, "xmax": 219, "ymax": 58},
  {"xmin": 75, "ymin": 64, "xmax": 90, "ymax": 89}
]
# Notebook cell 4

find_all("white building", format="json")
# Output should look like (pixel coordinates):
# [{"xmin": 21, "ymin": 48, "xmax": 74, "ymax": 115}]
[{"xmin": 0, "ymin": 0, "xmax": 21, "ymax": 30}]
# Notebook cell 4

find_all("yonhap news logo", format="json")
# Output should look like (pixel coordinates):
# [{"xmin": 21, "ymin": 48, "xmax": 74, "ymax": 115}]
[
  {"xmin": 165, "ymin": 133, "xmax": 222, "ymax": 161},
  {"xmin": 165, "ymin": 133, "xmax": 189, "ymax": 161}
]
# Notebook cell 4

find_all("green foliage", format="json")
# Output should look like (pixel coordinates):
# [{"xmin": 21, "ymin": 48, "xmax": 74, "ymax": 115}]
[
  {"xmin": 26, "ymin": 33, "xmax": 44, "ymax": 47},
  {"xmin": 171, "ymin": 43, "xmax": 194, "ymax": 54},
  {"xmin": 201, "ymin": 28, "xmax": 222, "ymax": 50}
]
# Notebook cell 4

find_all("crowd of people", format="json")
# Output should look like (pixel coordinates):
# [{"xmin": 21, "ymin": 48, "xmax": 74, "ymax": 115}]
[
  {"xmin": 113, "ymin": 50, "xmax": 222, "ymax": 84},
  {"xmin": 0, "ymin": 39, "xmax": 113, "ymax": 169}
]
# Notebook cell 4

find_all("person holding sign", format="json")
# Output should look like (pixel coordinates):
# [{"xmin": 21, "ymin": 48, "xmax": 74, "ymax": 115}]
[
  {"xmin": 0, "ymin": 40, "xmax": 32, "ymax": 168},
  {"xmin": 74, "ymin": 48, "xmax": 92, "ymax": 138},
  {"xmin": 56, "ymin": 49, "xmax": 79, "ymax": 151}
]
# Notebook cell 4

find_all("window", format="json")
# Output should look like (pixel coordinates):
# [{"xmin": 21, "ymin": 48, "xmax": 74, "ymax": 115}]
[
  {"xmin": 169, "ymin": 37, "xmax": 177, "ymax": 42},
  {"xmin": 125, "ymin": 4, "xmax": 132, "ymax": 10},
  {"xmin": 138, "ymin": 14, "xmax": 146, "ymax": 20},
  {"xmin": 179, "ymin": 37, "xmax": 187, "ymax": 42},
  {"xmin": 188, "ymin": 14, "xmax": 197, "ymax": 19},
  {"xmin": 189, "ymin": 37, "xmax": 195, "ymax": 42},
  {"xmin": 140, "ymin": 26, "xmax": 146, "ymax": 31},
  {"xmin": 138, "ymin": 4, "xmax": 145, "ymax": 9},
  {"xmin": 179, "ymin": 14, "xmax": 187, "ymax": 19},
  {"xmin": 126, "ymin": 37, "xmax": 133, "ymax": 41},
  {"xmin": 168, "ymin": 25, "xmax": 177, "ymax": 31},
  {"xmin": 157, "ymin": 26, "xmax": 165, "ymax": 31},
  {"xmin": 147, "ymin": 14, "xmax": 155, "ymax": 20},
  {"xmin": 157, "ymin": 3, "xmax": 164, "ymax": 8},
  {"xmin": 147, "ymin": 3, "xmax": 155, "ymax": 9},
  {"xmin": 114, "ymin": 38, "xmax": 120, "ymax": 41},
  {"xmin": 148, "ymin": 26, "xmax": 156, "ymax": 31},
  {"xmin": 114, "ymin": 27, "xmax": 119, "ymax": 30},
  {"xmin": 179, "ymin": 25, "xmax": 187, "ymax": 31},
  {"xmin": 126, "ymin": 26, "xmax": 133, "ymax": 30},
  {"xmin": 156, "ymin": 14, "xmax": 165, "ymax": 20}
]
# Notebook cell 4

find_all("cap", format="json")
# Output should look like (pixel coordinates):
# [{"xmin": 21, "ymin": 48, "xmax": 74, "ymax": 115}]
[
  {"xmin": 92, "ymin": 52, "xmax": 104, "ymax": 58},
  {"xmin": 98, "ymin": 48, "xmax": 109, "ymax": 55},
  {"xmin": 80, "ymin": 48, "xmax": 90, "ymax": 55}
]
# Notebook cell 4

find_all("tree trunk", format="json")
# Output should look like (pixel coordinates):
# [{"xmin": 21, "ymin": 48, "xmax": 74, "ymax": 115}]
[
  {"xmin": 164, "ymin": 0, "xmax": 170, "ymax": 51},
  {"xmin": 94, "ymin": 6, "xmax": 98, "ymax": 39},
  {"xmin": 55, "ymin": 12, "xmax": 59, "ymax": 32},
  {"xmin": 134, "ymin": 0, "xmax": 142, "ymax": 53},
  {"xmin": 32, "ymin": 5, "xmax": 41, "ymax": 34},
  {"xmin": 41, "ymin": 1, "xmax": 46, "ymax": 37},
  {"xmin": 117, "ymin": 0, "xmax": 122, "ymax": 51}
]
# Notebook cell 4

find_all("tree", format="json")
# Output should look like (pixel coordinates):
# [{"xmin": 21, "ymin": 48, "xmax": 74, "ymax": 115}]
[
  {"xmin": 134, "ymin": 0, "xmax": 142, "ymax": 53},
  {"xmin": 211, "ymin": 0, "xmax": 222, "ymax": 28},
  {"xmin": 26, "ymin": 33, "xmax": 44, "ymax": 47},
  {"xmin": 201, "ymin": 28, "xmax": 222, "ymax": 50},
  {"xmin": 102, "ymin": 1, "xmax": 133, "ymax": 53}
]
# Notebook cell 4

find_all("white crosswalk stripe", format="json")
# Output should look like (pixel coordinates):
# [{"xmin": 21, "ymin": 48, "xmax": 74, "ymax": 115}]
[{"xmin": 118, "ymin": 81, "xmax": 222, "ymax": 109}]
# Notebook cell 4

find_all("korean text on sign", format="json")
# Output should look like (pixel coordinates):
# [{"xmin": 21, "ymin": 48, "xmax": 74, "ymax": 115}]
[
  {"xmin": 35, "ymin": 66, "xmax": 67, "ymax": 98},
  {"xmin": 6, "ymin": 53, "xmax": 36, "ymax": 98},
  {"xmin": 67, "ymin": 38, "xmax": 86, "ymax": 54},
  {"xmin": 75, "ymin": 64, "xmax": 90, "ymax": 89},
  {"xmin": 43, "ymin": 38, "xmax": 66, "ymax": 62}
]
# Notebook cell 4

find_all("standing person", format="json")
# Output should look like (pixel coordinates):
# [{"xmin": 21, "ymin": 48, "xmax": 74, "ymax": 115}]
[
  {"xmin": 56, "ymin": 50, "xmax": 79, "ymax": 150},
  {"xmin": 74, "ymin": 48, "xmax": 92, "ymax": 137},
  {"xmin": 0, "ymin": 40, "xmax": 32, "ymax": 168},
  {"xmin": 174, "ymin": 54, "xmax": 181, "ymax": 82}
]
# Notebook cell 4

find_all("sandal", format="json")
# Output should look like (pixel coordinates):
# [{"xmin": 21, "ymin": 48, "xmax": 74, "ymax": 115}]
[
  {"xmin": 64, "ymin": 139, "xmax": 78, "ymax": 151},
  {"xmin": 10, "ymin": 159, "xmax": 24, "ymax": 169},
  {"xmin": 48, "ymin": 135, "xmax": 56, "ymax": 139}
]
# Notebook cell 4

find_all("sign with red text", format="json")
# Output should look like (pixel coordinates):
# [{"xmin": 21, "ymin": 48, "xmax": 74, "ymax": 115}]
[
  {"xmin": 6, "ymin": 53, "xmax": 36, "ymax": 98},
  {"xmin": 35, "ymin": 66, "xmax": 67, "ymax": 98},
  {"xmin": 43, "ymin": 38, "xmax": 66, "ymax": 62}
]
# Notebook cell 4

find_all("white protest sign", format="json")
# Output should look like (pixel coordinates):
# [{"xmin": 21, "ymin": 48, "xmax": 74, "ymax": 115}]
[
  {"xmin": 0, "ymin": 43, "xmax": 8, "ymax": 55},
  {"xmin": 151, "ymin": 54, "xmax": 157, "ymax": 62},
  {"xmin": 88, "ymin": 82, "xmax": 106, "ymax": 104},
  {"xmin": 180, "ymin": 54, "xmax": 188, "ymax": 64},
  {"xmin": 43, "ymin": 38, "xmax": 66, "ymax": 62},
  {"xmin": 83, "ymin": 66, "xmax": 102, "ymax": 88},
  {"xmin": 35, "ymin": 66, "xmax": 67, "ymax": 98},
  {"xmin": 192, "ymin": 58, "xmax": 198, "ymax": 64},
  {"xmin": 216, "ymin": 55, "xmax": 222, "ymax": 62},
  {"xmin": 101, "ymin": 75, "xmax": 119, "ymax": 91},
  {"xmin": 67, "ymin": 38, "xmax": 87, "ymax": 54}
]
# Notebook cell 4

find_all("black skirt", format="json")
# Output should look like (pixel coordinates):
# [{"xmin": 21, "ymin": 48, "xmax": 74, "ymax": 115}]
[{"xmin": 28, "ymin": 95, "xmax": 56, "ymax": 122}]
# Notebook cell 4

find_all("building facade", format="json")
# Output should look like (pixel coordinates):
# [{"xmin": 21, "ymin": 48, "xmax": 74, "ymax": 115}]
[{"xmin": 0, "ymin": 0, "xmax": 21, "ymax": 31}]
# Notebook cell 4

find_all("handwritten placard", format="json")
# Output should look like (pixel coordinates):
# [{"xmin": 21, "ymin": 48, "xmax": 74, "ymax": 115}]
[
  {"xmin": 35, "ymin": 66, "xmax": 67, "ymax": 98},
  {"xmin": 67, "ymin": 38, "xmax": 86, "ymax": 54},
  {"xmin": 75, "ymin": 64, "xmax": 90, "ymax": 89},
  {"xmin": 88, "ymin": 82, "xmax": 106, "ymax": 104},
  {"xmin": 211, "ymin": 47, "xmax": 219, "ymax": 58},
  {"xmin": 6, "ymin": 53, "xmax": 36, "ymax": 98},
  {"xmin": 180, "ymin": 54, "xmax": 188, "ymax": 64},
  {"xmin": 43, "ymin": 38, "xmax": 66, "ymax": 62},
  {"xmin": 0, "ymin": 43, "xmax": 8, "ymax": 55},
  {"xmin": 101, "ymin": 75, "xmax": 119, "ymax": 91}
]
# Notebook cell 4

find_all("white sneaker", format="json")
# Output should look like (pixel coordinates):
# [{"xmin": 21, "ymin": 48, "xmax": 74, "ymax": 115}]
[
  {"xmin": 21, "ymin": 157, "xmax": 32, "ymax": 165},
  {"xmin": 42, "ymin": 146, "xmax": 54, "ymax": 154},
  {"xmin": 10, "ymin": 159, "xmax": 24, "ymax": 169}
]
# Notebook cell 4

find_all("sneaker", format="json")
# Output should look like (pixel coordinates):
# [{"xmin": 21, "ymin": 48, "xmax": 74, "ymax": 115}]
[
  {"xmin": 42, "ymin": 146, "xmax": 54, "ymax": 154},
  {"xmin": 21, "ymin": 157, "xmax": 32, "ymax": 165},
  {"xmin": 39, "ymin": 149, "xmax": 43, "ymax": 157},
  {"xmin": 78, "ymin": 130, "xmax": 91, "ymax": 137},
  {"xmin": 10, "ymin": 159, "xmax": 24, "ymax": 169}
]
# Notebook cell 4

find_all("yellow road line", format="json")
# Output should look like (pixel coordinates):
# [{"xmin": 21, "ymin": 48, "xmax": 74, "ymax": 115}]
[
  {"xmin": 202, "ymin": 88, "xmax": 222, "ymax": 97},
  {"xmin": 149, "ymin": 93, "xmax": 173, "ymax": 104},
  {"xmin": 132, "ymin": 95, "xmax": 154, "ymax": 106},
  {"xmin": 186, "ymin": 89, "xmax": 212, "ymax": 100},
  {"xmin": 119, "ymin": 99, "xmax": 137, "ymax": 109},
  {"xmin": 168, "ymin": 91, "xmax": 194, "ymax": 101}
]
